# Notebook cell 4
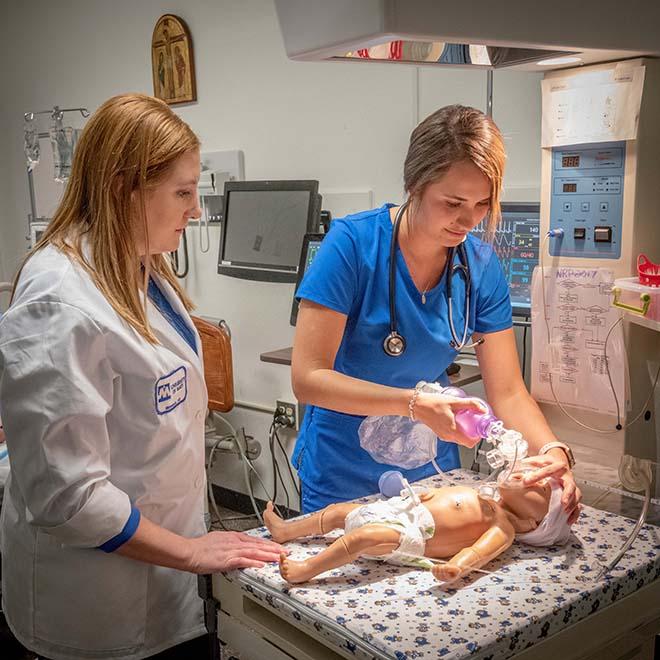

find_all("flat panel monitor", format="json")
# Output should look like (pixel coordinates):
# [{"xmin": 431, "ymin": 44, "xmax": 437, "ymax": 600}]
[
  {"xmin": 471, "ymin": 202, "xmax": 540, "ymax": 317},
  {"xmin": 217, "ymin": 180, "xmax": 320, "ymax": 283},
  {"xmin": 290, "ymin": 233, "xmax": 325, "ymax": 325}
]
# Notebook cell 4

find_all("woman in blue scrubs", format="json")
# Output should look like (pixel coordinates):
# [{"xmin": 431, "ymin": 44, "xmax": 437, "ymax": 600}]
[{"xmin": 291, "ymin": 105, "xmax": 581, "ymax": 520}]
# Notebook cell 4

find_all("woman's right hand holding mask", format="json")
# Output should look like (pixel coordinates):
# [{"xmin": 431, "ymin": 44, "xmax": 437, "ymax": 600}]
[{"xmin": 413, "ymin": 393, "xmax": 487, "ymax": 448}]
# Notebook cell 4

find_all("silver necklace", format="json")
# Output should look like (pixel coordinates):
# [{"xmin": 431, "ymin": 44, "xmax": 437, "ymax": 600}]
[
  {"xmin": 421, "ymin": 277, "xmax": 433, "ymax": 305},
  {"xmin": 403, "ymin": 215, "xmax": 435, "ymax": 305}
]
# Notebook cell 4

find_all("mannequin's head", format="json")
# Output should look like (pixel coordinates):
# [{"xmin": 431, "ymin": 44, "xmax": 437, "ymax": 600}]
[{"xmin": 497, "ymin": 471, "xmax": 551, "ymax": 522}]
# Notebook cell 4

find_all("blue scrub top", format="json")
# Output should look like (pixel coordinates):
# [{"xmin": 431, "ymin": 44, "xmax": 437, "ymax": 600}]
[{"xmin": 293, "ymin": 204, "xmax": 512, "ymax": 512}]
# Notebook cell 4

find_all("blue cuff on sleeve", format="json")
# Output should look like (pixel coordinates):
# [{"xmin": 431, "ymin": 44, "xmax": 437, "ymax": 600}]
[{"xmin": 98, "ymin": 506, "xmax": 141, "ymax": 553}]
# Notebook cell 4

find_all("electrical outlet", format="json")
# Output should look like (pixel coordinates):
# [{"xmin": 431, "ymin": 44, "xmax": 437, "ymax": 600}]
[{"xmin": 275, "ymin": 400, "xmax": 298, "ymax": 429}]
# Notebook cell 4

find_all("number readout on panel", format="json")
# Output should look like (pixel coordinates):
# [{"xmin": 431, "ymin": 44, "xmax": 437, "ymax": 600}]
[{"xmin": 562, "ymin": 155, "xmax": 580, "ymax": 168}]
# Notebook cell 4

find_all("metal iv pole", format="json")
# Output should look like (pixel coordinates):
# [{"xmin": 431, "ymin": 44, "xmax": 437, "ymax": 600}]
[{"xmin": 23, "ymin": 106, "xmax": 90, "ymax": 241}]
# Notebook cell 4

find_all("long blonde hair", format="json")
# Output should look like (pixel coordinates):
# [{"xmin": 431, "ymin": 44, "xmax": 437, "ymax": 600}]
[
  {"xmin": 403, "ymin": 104, "xmax": 506, "ymax": 239},
  {"xmin": 13, "ymin": 93, "xmax": 200, "ymax": 343}
]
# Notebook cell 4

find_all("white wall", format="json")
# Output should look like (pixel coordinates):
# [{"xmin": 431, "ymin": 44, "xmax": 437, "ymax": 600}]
[
  {"xmin": 492, "ymin": 70, "xmax": 542, "ymax": 199},
  {"xmin": 1, "ymin": 0, "xmax": 543, "ymax": 507}
]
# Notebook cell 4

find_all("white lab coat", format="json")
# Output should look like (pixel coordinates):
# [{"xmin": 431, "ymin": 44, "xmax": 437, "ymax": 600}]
[{"xmin": 0, "ymin": 244, "xmax": 208, "ymax": 659}]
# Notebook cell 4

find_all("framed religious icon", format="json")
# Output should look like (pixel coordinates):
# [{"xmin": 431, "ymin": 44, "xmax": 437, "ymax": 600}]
[{"xmin": 151, "ymin": 14, "xmax": 197, "ymax": 105}]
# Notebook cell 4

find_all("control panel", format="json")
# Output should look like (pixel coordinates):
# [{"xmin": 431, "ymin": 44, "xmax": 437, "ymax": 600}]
[{"xmin": 549, "ymin": 141, "xmax": 625, "ymax": 259}]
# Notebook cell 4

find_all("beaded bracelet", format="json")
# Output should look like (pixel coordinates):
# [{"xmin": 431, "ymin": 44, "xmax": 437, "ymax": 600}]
[{"xmin": 408, "ymin": 380, "xmax": 427, "ymax": 421}]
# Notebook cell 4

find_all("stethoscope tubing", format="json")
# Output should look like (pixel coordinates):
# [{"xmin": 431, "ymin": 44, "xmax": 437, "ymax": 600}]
[
  {"xmin": 388, "ymin": 201, "xmax": 407, "ymax": 338},
  {"xmin": 385, "ymin": 201, "xmax": 483, "ymax": 355}
]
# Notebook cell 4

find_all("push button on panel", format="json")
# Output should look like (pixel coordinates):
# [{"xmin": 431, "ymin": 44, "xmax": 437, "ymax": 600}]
[
  {"xmin": 573, "ymin": 227, "xmax": 586, "ymax": 240},
  {"xmin": 594, "ymin": 226, "xmax": 612, "ymax": 242},
  {"xmin": 580, "ymin": 202, "xmax": 590, "ymax": 212}
]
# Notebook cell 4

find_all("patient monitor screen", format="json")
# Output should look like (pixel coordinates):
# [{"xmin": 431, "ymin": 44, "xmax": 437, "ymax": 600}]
[
  {"xmin": 290, "ymin": 234, "xmax": 325, "ymax": 326},
  {"xmin": 471, "ymin": 203, "xmax": 540, "ymax": 316},
  {"xmin": 223, "ymin": 189, "xmax": 313, "ymax": 270},
  {"xmin": 300, "ymin": 239, "xmax": 322, "ymax": 274}
]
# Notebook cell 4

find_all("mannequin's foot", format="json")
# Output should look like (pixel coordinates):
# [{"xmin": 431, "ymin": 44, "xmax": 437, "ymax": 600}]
[
  {"xmin": 264, "ymin": 501, "xmax": 295, "ymax": 543},
  {"xmin": 279, "ymin": 552, "xmax": 315, "ymax": 584}
]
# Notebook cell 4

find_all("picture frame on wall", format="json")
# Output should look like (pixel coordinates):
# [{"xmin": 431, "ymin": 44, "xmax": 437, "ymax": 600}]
[{"xmin": 151, "ymin": 14, "xmax": 197, "ymax": 105}]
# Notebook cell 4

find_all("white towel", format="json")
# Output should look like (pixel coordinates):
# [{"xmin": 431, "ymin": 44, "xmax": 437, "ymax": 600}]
[{"xmin": 516, "ymin": 480, "xmax": 572, "ymax": 547}]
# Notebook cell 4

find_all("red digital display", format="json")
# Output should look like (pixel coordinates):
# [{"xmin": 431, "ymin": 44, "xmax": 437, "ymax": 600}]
[
  {"xmin": 563, "ymin": 183, "xmax": 577, "ymax": 193},
  {"xmin": 562, "ymin": 155, "xmax": 580, "ymax": 168}
]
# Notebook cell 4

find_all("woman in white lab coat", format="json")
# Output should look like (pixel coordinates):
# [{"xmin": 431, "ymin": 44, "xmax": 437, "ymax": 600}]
[{"xmin": 0, "ymin": 93, "xmax": 283, "ymax": 660}]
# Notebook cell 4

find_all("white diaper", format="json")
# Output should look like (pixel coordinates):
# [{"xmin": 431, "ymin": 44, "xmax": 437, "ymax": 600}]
[{"xmin": 344, "ymin": 495, "xmax": 436, "ymax": 567}]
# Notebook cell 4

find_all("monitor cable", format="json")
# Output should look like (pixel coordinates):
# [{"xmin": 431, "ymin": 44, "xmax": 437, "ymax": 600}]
[
  {"xmin": 521, "ymin": 315, "xmax": 529, "ymax": 381},
  {"xmin": 271, "ymin": 411, "xmax": 302, "ymax": 516},
  {"xmin": 171, "ymin": 229, "xmax": 189, "ymax": 278},
  {"xmin": 205, "ymin": 412, "xmax": 282, "ymax": 526}
]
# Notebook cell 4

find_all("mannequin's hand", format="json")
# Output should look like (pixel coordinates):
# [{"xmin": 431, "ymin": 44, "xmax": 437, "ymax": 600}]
[
  {"xmin": 413, "ymin": 393, "xmax": 488, "ymax": 448},
  {"xmin": 431, "ymin": 562, "xmax": 463, "ymax": 584},
  {"xmin": 186, "ymin": 531, "xmax": 286, "ymax": 574},
  {"xmin": 522, "ymin": 454, "xmax": 582, "ymax": 524}
]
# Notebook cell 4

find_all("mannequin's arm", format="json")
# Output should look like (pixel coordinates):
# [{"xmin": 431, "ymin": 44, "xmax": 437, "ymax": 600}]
[{"xmin": 432, "ymin": 521, "xmax": 515, "ymax": 584}]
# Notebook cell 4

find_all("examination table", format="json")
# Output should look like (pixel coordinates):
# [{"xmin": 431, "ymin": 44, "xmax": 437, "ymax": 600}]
[{"xmin": 213, "ymin": 470, "xmax": 660, "ymax": 660}]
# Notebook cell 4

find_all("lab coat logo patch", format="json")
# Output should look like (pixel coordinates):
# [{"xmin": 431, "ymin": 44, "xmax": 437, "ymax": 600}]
[{"xmin": 155, "ymin": 366, "xmax": 188, "ymax": 414}]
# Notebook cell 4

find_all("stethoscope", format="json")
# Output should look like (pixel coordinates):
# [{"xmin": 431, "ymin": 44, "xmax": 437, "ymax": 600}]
[{"xmin": 383, "ymin": 201, "xmax": 485, "ymax": 357}]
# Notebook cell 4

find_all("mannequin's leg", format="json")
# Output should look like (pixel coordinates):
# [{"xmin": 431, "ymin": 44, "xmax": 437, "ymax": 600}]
[
  {"xmin": 264, "ymin": 501, "xmax": 361, "ymax": 543},
  {"xmin": 279, "ymin": 524, "xmax": 402, "ymax": 583}
]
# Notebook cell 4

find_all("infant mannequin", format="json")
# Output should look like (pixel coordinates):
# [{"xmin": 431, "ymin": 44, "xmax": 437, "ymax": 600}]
[{"xmin": 265, "ymin": 473, "xmax": 572, "ymax": 585}]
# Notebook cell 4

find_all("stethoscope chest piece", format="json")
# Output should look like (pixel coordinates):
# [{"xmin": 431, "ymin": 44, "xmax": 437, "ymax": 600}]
[{"xmin": 383, "ymin": 331, "xmax": 406, "ymax": 357}]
